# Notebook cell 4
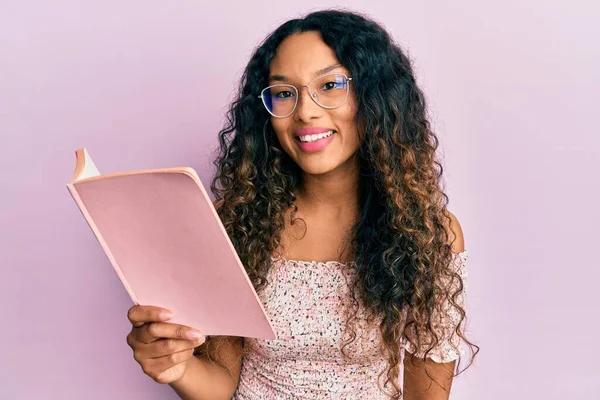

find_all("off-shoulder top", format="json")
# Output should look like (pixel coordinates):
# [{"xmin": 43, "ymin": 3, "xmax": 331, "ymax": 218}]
[{"xmin": 232, "ymin": 251, "xmax": 469, "ymax": 399}]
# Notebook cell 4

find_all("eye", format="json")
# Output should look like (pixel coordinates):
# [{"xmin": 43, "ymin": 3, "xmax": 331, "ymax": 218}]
[
  {"xmin": 275, "ymin": 90, "xmax": 295, "ymax": 99},
  {"xmin": 321, "ymin": 81, "xmax": 340, "ymax": 90}
]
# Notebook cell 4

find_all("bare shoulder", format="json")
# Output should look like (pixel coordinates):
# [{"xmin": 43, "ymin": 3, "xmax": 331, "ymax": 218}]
[{"xmin": 444, "ymin": 210, "xmax": 465, "ymax": 254}]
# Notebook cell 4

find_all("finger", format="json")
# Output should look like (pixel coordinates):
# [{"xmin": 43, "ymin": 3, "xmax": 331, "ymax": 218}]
[
  {"xmin": 127, "ymin": 305, "xmax": 173, "ymax": 327},
  {"xmin": 141, "ymin": 337, "xmax": 205, "ymax": 359},
  {"xmin": 145, "ymin": 348, "xmax": 194, "ymax": 376},
  {"xmin": 137, "ymin": 322, "xmax": 204, "ymax": 344}
]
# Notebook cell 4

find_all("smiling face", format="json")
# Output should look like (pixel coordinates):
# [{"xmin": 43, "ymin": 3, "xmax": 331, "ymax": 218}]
[{"xmin": 267, "ymin": 31, "xmax": 362, "ymax": 176}]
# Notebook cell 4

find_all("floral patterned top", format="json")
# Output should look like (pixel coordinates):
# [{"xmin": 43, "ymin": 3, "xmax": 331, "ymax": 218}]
[{"xmin": 231, "ymin": 251, "xmax": 469, "ymax": 399}]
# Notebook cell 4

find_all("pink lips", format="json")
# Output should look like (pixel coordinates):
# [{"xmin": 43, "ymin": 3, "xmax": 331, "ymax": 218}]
[{"xmin": 293, "ymin": 127, "xmax": 336, "ymax": 153}]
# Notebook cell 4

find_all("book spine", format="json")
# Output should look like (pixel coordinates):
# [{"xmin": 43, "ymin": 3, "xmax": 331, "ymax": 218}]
[{"xmin": 66, "ymin": 183, "xmax": 140, "ymax": 306}]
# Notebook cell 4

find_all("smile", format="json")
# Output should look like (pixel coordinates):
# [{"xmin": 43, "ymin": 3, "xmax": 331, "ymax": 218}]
[{"xmin": 296, "ymin": 130, "xmax": 335, "ymax": 143}]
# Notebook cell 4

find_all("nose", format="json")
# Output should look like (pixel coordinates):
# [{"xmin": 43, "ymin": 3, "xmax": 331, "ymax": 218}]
[{"xmin": 293, "ymin": 86, "xmax": 322, "ymax": 123}]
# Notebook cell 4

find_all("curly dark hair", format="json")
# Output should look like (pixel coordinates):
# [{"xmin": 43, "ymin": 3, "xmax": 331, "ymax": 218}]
[{"xmin": 205, "ymin": 8, "xmax": 479, "ymax": 399}]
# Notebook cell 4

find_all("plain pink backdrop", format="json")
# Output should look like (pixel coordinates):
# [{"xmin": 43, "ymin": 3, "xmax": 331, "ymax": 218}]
[{"xmin": 1, "ymin": 1, "xmax": 598, "ymax": 399}]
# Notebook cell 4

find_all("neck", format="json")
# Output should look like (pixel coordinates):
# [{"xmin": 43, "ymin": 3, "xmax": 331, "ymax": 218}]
[{"xmin": 296, "ymin": 156, "xmax": 360, "ymax": 215}]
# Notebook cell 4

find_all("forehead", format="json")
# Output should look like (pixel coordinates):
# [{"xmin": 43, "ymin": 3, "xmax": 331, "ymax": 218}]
[{"xmin": 268, "ymin": 31, "xmax": 346, "ymax": 81}]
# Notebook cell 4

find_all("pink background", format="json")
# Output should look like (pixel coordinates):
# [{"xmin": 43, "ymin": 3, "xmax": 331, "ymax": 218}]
[{"xmin": 1, "ymin": 1, "xmax": 598, "ymax": 399}]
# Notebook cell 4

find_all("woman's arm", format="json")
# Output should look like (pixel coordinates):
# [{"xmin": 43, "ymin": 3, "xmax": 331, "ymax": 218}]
[
  {"xmin": 403, "ymin": 210, "xmax": 465, "ymax": 400},
  {"xmin": 403, "ymin": 354, "xmax": 455, "ymax": 400},
  {"xmin": 168, "ymin": 336, "xmax": 244, "ymax": 400}
]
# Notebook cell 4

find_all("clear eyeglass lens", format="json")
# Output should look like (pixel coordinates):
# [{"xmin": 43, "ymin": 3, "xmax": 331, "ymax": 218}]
[
  {"xmin": 307, "ymin": 73, "xmax": 350, "ymax": 108},
  {"xmin": 261, "ymin": 85, "xmax": 297, "ymax": 117}
]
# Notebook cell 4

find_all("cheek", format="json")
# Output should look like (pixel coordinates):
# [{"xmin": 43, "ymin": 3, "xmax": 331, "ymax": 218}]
[
  {"xmin": 336, "ymin": 104, "xmax": 360, "ymax": 141},
  {"xmin": 271, "ymin": 118, "xmax": 292, "ymax": 146}
]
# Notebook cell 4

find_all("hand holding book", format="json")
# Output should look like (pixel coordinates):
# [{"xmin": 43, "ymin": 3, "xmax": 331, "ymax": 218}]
[{"xmin": 126, "ymin": 304, "xmax": 206, "ymax": 384}]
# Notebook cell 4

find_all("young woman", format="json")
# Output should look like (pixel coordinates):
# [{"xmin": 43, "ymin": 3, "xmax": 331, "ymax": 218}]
[{"xmin": 126, "ymin": 9, "xmax": 478, "ymax": 400}]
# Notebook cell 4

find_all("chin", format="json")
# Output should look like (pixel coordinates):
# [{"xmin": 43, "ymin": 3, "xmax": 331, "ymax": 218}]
[{"xmin": 295, "ymin": 158, "xmax": 343, "ymax": 176}]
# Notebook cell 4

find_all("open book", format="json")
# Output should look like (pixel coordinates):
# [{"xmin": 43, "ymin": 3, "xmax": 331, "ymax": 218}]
[{"xmin": 66, "ymin": 148, "xmax": 277, "ymax": 340}]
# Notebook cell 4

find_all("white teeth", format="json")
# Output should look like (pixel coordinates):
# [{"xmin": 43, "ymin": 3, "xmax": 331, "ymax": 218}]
[{"xmin": 298, "ymin": 130, "xmax": 334, "ymax": 143}]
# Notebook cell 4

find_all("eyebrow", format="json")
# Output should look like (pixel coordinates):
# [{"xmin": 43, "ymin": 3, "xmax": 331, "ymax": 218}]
[{"xmin": 268, "ymin": 63, "xmax": 343, "ymax": 83}]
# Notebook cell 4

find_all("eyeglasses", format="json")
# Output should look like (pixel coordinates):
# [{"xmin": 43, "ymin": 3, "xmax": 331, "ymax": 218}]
[{"xmin": 258, "ymin": 73, "xmax": 353, "ymax": 118}]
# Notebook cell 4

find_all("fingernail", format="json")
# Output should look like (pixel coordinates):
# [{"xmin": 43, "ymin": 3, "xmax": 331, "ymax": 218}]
[
  {"xmin": 188, "ymin": 330, "xmax": 203, "ymax": 340},
  {"xmin": 159, "ymin": 311, "xmax": 173, "ymax": 320}
]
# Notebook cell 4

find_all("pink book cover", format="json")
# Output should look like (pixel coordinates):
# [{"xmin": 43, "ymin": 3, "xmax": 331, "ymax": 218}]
[{"xmin": 65, "ymin": 148, "xmax": 277, "ymax": 340}]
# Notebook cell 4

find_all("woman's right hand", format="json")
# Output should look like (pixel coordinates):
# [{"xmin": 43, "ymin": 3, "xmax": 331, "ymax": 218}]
[{"xmin": 126, "ymin": 305, "xmax": 206, "ymax": 384}]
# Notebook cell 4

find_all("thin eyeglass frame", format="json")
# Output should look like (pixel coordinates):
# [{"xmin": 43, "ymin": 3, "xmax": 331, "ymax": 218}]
[{"xmin": 258, "ymin": 73, "xmax": 353, "ymax": 118}]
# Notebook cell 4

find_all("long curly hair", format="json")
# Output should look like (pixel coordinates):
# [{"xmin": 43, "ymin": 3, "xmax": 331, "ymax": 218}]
[{"xmin": 204, "ymin": 8, "xmax": 478, "ymax": 399}]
